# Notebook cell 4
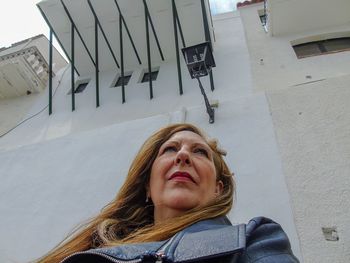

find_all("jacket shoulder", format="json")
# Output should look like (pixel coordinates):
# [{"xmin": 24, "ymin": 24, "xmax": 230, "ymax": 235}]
[{"xmin": 237, "ymin": 217, "xmax": 299, "ymax": 263}]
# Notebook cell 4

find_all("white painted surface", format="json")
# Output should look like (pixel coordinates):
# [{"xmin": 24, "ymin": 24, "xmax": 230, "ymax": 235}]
[
  {"xmin": 0, "ymin": 94, "xmax": 40, "ymax": 136},
  {"xmin": 239, "ymin": 3, "xmax": 350, "ymax": 263},
  {"xmin": 268, "ymin": 0, "xmax": 350, "ymax": 36},
  {"xmin": 240, "ymin": 3, "xmax": 350, "ymax": 92},
  {"xmin": 267, "ymin": 75, "xmax": 350, "ymax": 263},
  {"xmin": 0, "ymin": 35, "xmax": 67, "ymax": 76},
  {"xmin": 0, "ymin": 35, "xmax": 67, "ymax": 99}
]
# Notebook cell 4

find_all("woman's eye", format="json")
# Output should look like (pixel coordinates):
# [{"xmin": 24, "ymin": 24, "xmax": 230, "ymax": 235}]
[
  {"xmin": 163, "ymin": 146, "xmax": 177, "ymax": 153},
  {"xmin": 194, "ymin": 148, "xmax": 208, "ymax": 157}
]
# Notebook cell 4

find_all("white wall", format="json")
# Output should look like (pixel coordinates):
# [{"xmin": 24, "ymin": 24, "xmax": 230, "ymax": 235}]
[
  {"xmin": 0, "ymin": 94, "xmax": 41, "ymax": 137},
  {"xmin": 268, "ymin": 0, "xmax": 350, "ymax": 36},
  {"xmin": 240, "ymin": 3, "xmax": 350, "ymax": 92},
  {"xmin": 267, "ymin": 75, "xmax": 350, "ymax": 263},
  {"xmin": 30, "ymin": 35, "xmax": 68, "ymax": 75},
  {"xmin": 0, "ymin": 35, "xmax": 67, "ymax": 138},
  {"xmin": 240, "ymin": 3, "xmax": 350, "ymax": 263},
  {"xmin": 0, "ymin": 35, "xmax": 67, "ymax": 76}
]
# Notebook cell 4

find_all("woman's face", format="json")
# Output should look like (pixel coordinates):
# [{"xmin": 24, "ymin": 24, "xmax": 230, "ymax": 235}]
[{"xmin": 149, "ymin": 130, "xmax": 223, "ymax": 223}]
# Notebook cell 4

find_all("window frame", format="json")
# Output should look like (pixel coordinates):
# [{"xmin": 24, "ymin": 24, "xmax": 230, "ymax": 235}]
[{"xmin": 293, "ymin": 37, "xmax": 350, "ymax": 59}]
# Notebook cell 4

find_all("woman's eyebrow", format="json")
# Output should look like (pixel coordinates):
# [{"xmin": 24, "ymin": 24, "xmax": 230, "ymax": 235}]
[{"xmin": 163, "ymin": 140, "xmax": 179, "ymax": 146}]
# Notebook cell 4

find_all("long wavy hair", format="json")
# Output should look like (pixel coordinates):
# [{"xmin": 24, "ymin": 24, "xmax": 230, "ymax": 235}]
[{"xmin": 37, "ymin": 123, "xmax": 235, "ymax": 263}]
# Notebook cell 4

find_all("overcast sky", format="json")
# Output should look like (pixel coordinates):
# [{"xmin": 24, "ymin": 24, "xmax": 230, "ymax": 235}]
[
  {"xmin": 0, "ymin": 0, "xmax": 45, "ymax": 48},
  {"xmin": 0, "ymin": 0, "xmax": 239, "ymax": 52}
]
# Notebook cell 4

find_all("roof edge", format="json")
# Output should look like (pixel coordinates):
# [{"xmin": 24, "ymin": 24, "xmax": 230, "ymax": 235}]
[{"xmin": 237, "ymin": 0, "xmax": 265, "ymax": 9}]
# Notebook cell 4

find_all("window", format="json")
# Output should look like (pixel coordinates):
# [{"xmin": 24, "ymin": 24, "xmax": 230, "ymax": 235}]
[
  {"xmin": 114, "ymin": 75, "xmax": 132, "ymax": 87},
  {"xmin": 74, "ymin": 82, "xmax": 88, "ymax": 93},
  {"xmin": 293, "ymin": 37, "xmax": 350, "ymax": 58},
  {"xmin": 141, "ymin": 70, "xmax": 159, "ymax": 83},
  {"xmin": 259, "ymin": 14, "xmax": 266, "ymax": 25},
  {"xmin": 323, "ymin": 38, "xmax": 350, "ymax": 52},
  {"xmin": 258, "ymin": 8, "xmax": 268, "ymax": 32}
]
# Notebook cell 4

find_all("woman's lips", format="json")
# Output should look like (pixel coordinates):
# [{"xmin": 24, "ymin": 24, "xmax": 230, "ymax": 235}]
[{"xmin": 169, "ymin": 171, "xmax": 195, "ymax": 183}]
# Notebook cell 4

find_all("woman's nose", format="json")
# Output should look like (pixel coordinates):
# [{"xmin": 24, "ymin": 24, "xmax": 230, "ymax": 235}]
[{"xmin": 175, "ymin": 149, "xmax": 191, "ymax": 166}]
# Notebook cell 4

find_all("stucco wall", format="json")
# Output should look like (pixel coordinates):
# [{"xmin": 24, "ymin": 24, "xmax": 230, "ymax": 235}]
[
  {"xmin": 0, "ymin": 94, "xmax": 40, "ymax": 137},
  {"xmin": 239, "ymin": 3, "xmax": 350, "ymax": 263},
  {"xmin": 0, "ymin": 35, "xmax": 68, "ymax": 139},
  {"xmin": 267, "ymin": 75, "xmax": 350, "ymax": 263},
  {"xmin": 0, "ymin": 35, "xmax": 67, "ymax": 75},
  {"xmin": 239, "ymin": 3, "xmax": 350, "ymax": 92},
  {"xmin": 30, "ymin": 35, "xmax": 68, "ymax": 75},
  {"xmin": 268, "ymin": 0, "xmax": 350, "ymax": 36}
]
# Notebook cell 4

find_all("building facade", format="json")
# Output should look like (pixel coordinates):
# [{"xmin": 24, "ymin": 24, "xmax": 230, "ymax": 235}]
[{"xmin": 0, "ymin": 0, "xmax": 349, "ymax": 262}]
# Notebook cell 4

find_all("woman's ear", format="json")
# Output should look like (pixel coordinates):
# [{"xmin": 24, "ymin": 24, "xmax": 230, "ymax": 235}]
[{"xmin": 215, "ymin": 180, "xmax": 224, "ymax": 196}]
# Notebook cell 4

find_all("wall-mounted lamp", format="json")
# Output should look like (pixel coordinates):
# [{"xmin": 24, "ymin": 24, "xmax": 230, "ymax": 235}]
[{"xmin": 182, "ymin": 42, "xmax": 216, "ymax": 123}]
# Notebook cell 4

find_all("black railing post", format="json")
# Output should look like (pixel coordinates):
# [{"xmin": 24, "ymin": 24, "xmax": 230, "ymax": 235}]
[
  {"xmin": 145, "ymin": 2, "xmax": 153, "ymax": 99},
  {"xmin": 174, "ymin": 1, "xmax": 186, "ymax": 48},
  {"xmin": 49, "ymin": 29, "xmax": 53, "ymax": 115},
  {"xmin": 71, "ymin": 23, "xmax": 75, "ymax": 111},
  {"xmin": 120, "ymin": 13, "xmax": 125, "ymax": 103},
  {"xmin": 37, "ymin": 4, "xmax": 80, "ymax": 76},
  {"xmin": 172, "ymin": 0, "xmax": 183, "ymax": 95},
  {"xmin": 143, "ymin": 0, "xmax": 164, "ymax": 61},
  {"xmin": 87, "ymin": 0, "xmax": 120, "ymax": 69},
  {"xmin": 113, "ymin": 0, "xmax": 142, "ymax": 65},
  {"xmin": 197, "ymin": 77, "xmax": 214, "ymax": 123},
  {"xmin": 200, "ymin": 0, "xmax": 215, "ymax": 91},
  {"xmin": 95, "ymin": 18, "xmax": 100, "ymax": 108},
  {"xmin": 61, "ymin": 0, "xmax": 96, "ymax": 67}
]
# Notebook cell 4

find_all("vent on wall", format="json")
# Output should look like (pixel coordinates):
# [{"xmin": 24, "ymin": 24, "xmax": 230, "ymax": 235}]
[
  {"xmin": 114, "ymin": 75, "xmax": 132, "ymax": 87},
  {"xmin": 74, "ymin": 82, "xmax": 88, "ymax": 93},
  {"xmin": 141, "ymin": 70, "xmax": 159, "ymax": 83},
  {"xmin": 68, "ymin": 79, "xmax": 91, "ymax": 95}
]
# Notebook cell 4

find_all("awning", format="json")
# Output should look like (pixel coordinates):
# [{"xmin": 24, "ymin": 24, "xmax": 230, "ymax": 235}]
[{"xmin": 37, "ymin": 0, "xmax": 214, "ymax": 77}]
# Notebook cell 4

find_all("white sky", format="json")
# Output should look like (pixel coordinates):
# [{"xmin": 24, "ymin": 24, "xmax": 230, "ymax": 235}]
[
  {"xmin": 209, "ymin": 0, "xmax": 239, "ymax": 15},
  {"xmin": 0, "ymin": 0, "xmax": 46, "ymax": 48},
  {"xmin": 0, "ymin": 0, "xmax": 239, "ymax": 53}
]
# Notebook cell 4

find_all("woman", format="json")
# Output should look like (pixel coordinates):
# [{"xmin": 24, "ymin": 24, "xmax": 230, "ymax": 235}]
[{"xmin": 38, "ymin": 123, "xmax": 299, "ymax": 263}]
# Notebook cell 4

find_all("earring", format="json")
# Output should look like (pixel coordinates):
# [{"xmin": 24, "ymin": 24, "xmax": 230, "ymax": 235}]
[{"xmin": 146, "ymin": 195, "xmax": 149, "ymax": 203}]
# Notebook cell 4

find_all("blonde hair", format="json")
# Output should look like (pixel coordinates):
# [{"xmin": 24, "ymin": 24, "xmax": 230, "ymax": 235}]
[{"xmin": 37, "ymin": 123, "xmax": 235, "ymax": 263}]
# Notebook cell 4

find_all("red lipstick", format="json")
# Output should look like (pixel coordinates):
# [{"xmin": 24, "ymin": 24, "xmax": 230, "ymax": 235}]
[{"xmin": 169, "ymin": 171, "xmax": 195, "ymax": 183}]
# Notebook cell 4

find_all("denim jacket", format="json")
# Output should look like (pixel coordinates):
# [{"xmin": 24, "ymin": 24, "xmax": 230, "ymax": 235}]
[{"xmin": 61, "ymin": 217, "xmax": 299, "ymax": 263}]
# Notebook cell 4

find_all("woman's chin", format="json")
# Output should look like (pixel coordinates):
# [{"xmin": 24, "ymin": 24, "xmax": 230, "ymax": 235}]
[{"xmin": 164, "ymin": 194, "xmax": 199, "ymax": 211}]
